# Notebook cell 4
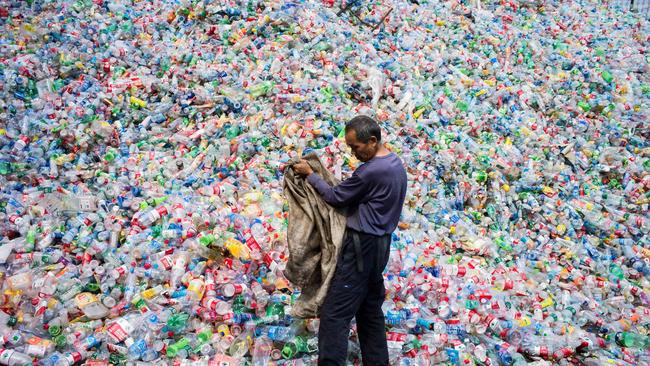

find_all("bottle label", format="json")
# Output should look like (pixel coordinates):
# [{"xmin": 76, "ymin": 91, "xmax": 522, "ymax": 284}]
[
  {"xmin": 27, "ymin": 336, "xmax": 53, "ymax": 348},
  {"xmin": 205, "ymin": 280, "xmax": 216, "ymax": 293},
  {"xmin": 159, "ymin": 255, "xmax": 173, "ymax": 270},
  {"xmin": 226, "ymin": 284, "xmax": 245, "ymax": 296},
  {"xmin": 538, "ymin": 346, "xmax": 549, "ymax": 358},
  {"xmin": 263, "ymin": 253, "xmax": 278, "ymax": 272},
  {"xmin": 82, "ymin": 335, "xmax": 100, "ymax": 349},
  {"xmin": 502, "ymin": 279, "xmax": 514, "ymax": 290},
  {"xmin": 141, "ymin": 287, "xmax": 159, "ymax": 300},
  {"xmin": 107, "ymin": 318, "xmax": 134, "ymax": 343},
  {"xmin": 75, "ymin": 292, "xmax": 98, "ymax": 309},
  {"xmin": 216, "ymin": 324, "xmax": 230, "ymax": 337},
  {"xmin": 202, "ymin": 298, "xmax": 222, "ymax": 311},
  {"xmin": 156, "ymin": 206, "xmax": 168, "ymax": 216},
  {"xmin": 25, "ymin": 344, "xmax": 46, "ymax": 358},
  {"xmin": 243, "ymin": 229, "xmax": 261, "ymax": 253},
  {"xmin": 114, "ymin": 265, "xmax": 127, "ymax": 277},
  {"xmin": 65, "ymin": 351, "xmax": 83, "ymax": 364},
  {"xmin": 457, "ymin": 266, "xmax": 467, "ymax": 277},
  {"xmin": 106, "ymin": 342, "xmax": 128, "ymax": 355},
  {"xmin": 85, "ymin": 361, "xmax": 109, "ymax": 366},
  {"xmin": 386, "ymin": 332, "xmax": 407, "ymax": 342},
  {"xmin": 484, "ymin": 314, "xmax": 496, "ymax": 329},
  {"xmin": 188, "ymin": 279, "xmax": 205, "ymax": 298},
  {"xmin": 447, "ymin": 324, "xmax": 465, "ymax": 336}
]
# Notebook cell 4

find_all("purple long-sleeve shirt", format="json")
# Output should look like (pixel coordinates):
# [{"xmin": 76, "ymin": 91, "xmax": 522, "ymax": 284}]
[{"xmin": 307, "ymin": 152, "xmax": 407, "ymax": 236}]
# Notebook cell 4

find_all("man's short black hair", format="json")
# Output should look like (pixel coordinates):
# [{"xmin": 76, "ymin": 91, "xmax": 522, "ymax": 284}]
[{"xmin": 345, "ymin": 115, "xmax": 381, "ymax": 143}]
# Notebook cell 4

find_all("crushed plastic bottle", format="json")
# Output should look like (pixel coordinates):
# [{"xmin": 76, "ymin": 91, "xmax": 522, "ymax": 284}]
[{"xmin": 0, "ymin": 0, "xmax": 648, "ymax": 365}]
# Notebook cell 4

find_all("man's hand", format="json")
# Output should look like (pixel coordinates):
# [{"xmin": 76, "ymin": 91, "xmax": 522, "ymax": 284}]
[{"xmin": 292, "ymin": 160, "xmax": 314, "ymax": 177}]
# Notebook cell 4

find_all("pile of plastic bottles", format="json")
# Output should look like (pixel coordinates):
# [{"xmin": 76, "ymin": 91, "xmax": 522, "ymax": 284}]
[{"xmin": 0, "ymin": 0, "xmax": 648, "ymax": 365}]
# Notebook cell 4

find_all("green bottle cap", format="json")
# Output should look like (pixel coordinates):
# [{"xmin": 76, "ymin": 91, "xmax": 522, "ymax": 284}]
[
  {"xmin": 7, "ymin": 316, "xmax": 17, "ymax": 327},
  {"xmin": 281, "ymin": 343, "xmax": 298, "ymax": 359},
  {"xmin": 48, "ymin": 324, "xmax": 62, "ymax": 337},
  {"xmin": 85, "ymin": 282, "xmax": 100, "ymax": 293},
  {"xmin": 54, "ymin": 334, "xmax": 67, "ymax": 347}
]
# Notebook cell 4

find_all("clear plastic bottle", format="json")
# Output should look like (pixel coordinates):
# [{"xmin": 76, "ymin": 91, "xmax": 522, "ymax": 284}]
[
  {"xmin": 0, "ymin": 349, "xmax": 32, "ymax": 366},
  {"xmin": 251, "ymin": 335, "xmax": 273, "ymax": 366},
  {"xmin": 229, "ymin": 322, "xmax": 255, "ymax": 358}
]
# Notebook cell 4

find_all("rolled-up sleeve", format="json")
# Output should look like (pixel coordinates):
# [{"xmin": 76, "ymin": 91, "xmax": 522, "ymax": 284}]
[{"xmin": 306, "ymin": 171, "xmax": 367, "ymax": 208}]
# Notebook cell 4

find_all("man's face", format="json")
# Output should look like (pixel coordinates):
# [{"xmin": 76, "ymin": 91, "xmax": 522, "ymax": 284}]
[{"xmin": 345, "ymin": 129, "xmax": 378, "ymax": 162}]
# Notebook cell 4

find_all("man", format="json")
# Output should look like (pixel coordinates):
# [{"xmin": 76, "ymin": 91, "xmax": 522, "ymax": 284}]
[{"xmin": 292, "ymin": 115, "xmax": 408, "ymax": 366}]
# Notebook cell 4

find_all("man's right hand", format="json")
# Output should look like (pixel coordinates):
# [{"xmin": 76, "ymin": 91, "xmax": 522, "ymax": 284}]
[{"xmin": 292, "ymin": 160, "xmax": 314, "ymax": 177}]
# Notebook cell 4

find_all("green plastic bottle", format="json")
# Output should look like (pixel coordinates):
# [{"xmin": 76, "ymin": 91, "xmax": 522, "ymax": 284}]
[
  {"xmin": 615, "ymin": 332, "xmax": 650, "ymax": 349},
  {"xmin": 281, "ymin": 336, "xmax": 307, "ymax": 359},
  {"xmin": 166, "ymin": 312, "xmax": 189, "ymax": 332},
  {"xmin": 166, "ymin": 337, "xmax": 189, "ymax": 358},
  {"xmin": 577, "ymin": 101, "xmax": 591, "ymax": 112},
  {"xmin": 249, "ymin": 81, "xmax": 274, "ymax": 98},
  {"xmin": 601, "ymin": 70, "xmax": 613, "ymax": 84},
  {"xmin": 609, "ymin": 263, "xmax": 625, "ymax": 281}
]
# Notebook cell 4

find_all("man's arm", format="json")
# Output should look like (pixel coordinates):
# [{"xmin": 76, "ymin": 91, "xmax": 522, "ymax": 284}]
[{"xmin": 306, "ymin": 170, "xmax": 367, "ymax": 208}]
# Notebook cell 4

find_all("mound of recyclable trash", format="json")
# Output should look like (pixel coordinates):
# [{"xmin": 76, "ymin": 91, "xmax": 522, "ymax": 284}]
[{"xmin": 0, "ymin": 0, "xmax": 648, "ymax": 365}]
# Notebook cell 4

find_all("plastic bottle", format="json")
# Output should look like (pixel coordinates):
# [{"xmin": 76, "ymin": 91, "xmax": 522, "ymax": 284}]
[
  {"xmin": 229, "ymin": 322, "xmax": 255, "ymax": 358},
  {"xmin": 615, "ymin": 332, "xmax": 650, "ymax": 349},
  {"xmin": 0, "ymin": 349, "xmax": 32, "ymax": 366},
  {"xmin": 105, "ymin": 313, "xmax": 146, "ymax": 344},
  {"xmin": 251, "ymin": 336, "xmax": 273, "ymax": 366},
  {"xmin": 265, "ymin": 324, "xmax": 300, "ymax": 343}
]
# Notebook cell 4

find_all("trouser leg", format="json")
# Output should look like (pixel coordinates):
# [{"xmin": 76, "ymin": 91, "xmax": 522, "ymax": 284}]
[
  {"xmin": 356, "ymin": 279, "xmax": 388, "ymax": 365},
  {"xmin": 318, "ymin": 234, "xmax": 367, "ymax": 366},
  {"xmin": 356, "ymin": 235, "xmax": 390, "ymax": 366}
]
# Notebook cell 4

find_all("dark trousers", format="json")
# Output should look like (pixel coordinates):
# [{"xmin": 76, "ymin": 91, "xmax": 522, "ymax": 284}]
[{"xmin": 318, "ymin": 229, "xmax": 391, "ymax": 366}]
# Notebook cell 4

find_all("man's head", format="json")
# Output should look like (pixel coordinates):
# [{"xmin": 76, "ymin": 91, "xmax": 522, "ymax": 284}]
[{"xmin": 344, "ymin": 115, "xmax": 382, "ymax": 162}]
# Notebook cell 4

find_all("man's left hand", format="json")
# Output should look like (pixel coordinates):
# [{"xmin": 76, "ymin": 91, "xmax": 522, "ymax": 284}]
[{"xmin": 292, "ymin": 160, "xmax": 314, "ymax": 177}]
